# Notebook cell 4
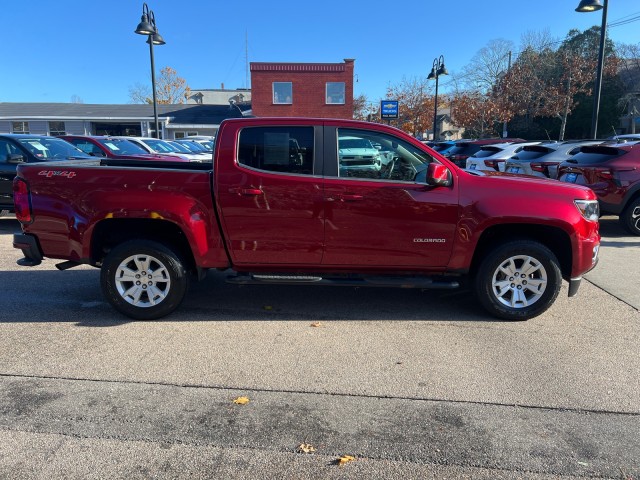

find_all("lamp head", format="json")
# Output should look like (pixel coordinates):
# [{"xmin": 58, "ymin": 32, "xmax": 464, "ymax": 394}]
[
  {"xmin": 427, "ymin": 68, "xmax": 436, "ymax": 80},
  {"xmin": 575, "ymin": 0, "xmax": 604, "ymax": 12},
  {"xmin": 135, "ymin": 4, "xmax": 155, "ymax": 35},
  {"xmin": 147, "ymin": 31, "xmax": 166, "ymax": 45}
]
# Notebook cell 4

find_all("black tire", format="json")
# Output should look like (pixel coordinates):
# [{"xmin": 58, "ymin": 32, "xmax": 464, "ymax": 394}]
[
  {"xmin": 474, "ymin": 240, "xmax": 562, "ymax": 321},
  {"xmin": 100, "ymin": 240, "xmax": 189, "ymax": 320},
  {"xmin": 620, "ymin": 198, "xmax": 640, "ymax": 236}
]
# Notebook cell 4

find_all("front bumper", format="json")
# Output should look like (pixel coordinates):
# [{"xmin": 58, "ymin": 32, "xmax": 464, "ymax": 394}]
[{"xmin": 13, "ymin": 233, "xmax": 43, "ymax": 266}]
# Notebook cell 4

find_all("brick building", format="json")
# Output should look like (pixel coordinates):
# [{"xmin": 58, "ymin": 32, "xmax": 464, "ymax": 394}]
[{"xmin": 250, "ymin": 59, "xmax": 354, "ymax": 118}]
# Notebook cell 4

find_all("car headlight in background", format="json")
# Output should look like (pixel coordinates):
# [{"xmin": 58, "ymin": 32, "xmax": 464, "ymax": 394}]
[{"xmin": 574, "ymin": 199, "xmax": 599, "ymax": 221}]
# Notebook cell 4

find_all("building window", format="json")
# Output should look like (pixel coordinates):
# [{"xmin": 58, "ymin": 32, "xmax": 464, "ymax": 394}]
[
  {"xmin": 273, "ymin": 82, "xmax": 292, "ymax": 104},
  {"xmin": 12, "ymin": 121, "xmax": 29, "ymax": 134},
  {"xmin": 48, "ymin": 121, "xmax": 66, "ymax": 136},
  {"xmin": 238, "ymin": 126, "xmax": 314, "ymax": 175},
  {"xmin": 175, "ymin": 132, "xmax": 186, "ymax": 139},
  {"xmin": 326, "ymin": 82, "xmax": 345, "ymax": 104}
]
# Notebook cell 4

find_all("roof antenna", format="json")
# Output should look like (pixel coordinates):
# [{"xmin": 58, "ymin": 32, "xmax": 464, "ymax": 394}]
[{"xmin": 544, "ymin": 129, "xmax": 551, "ymax": 141}]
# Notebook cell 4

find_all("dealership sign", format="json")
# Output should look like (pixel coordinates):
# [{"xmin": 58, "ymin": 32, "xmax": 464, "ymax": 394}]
[{"xmin": 380, "ymin": 100, "xmax": 399, "ymax": 119}]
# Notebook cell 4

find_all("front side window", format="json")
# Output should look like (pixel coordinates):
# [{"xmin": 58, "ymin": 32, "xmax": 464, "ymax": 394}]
[
  {"xmin": 326, "ymin": 82, "xmax": 345, "ymax": 104},
  {"xmin": 0, "ymin": 139, "xmax": 21, "ymax": 163},
  {"xmin": 238, "ymin": 126, "xmax": 314, "ymax": 175},
  {"xmin": 12, "ymin": 122, "xmax": 29, "ymax": 134},
  {"xmin": 337, "ymin": 128, "xmax": 434, "ymax": 182},
  {"xmin": 273, "ymin": 82, "xmax": 292, "ymax": 104},
  {"xmin": 48, "ymin": 121, "xmax": 66, "ymax": 136}
]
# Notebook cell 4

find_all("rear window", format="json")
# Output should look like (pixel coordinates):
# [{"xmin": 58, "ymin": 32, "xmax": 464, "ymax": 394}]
[
  {"xmin": 473, "ymin": 146, "xmax": 502, "ymax": 158},
  {"xmin": 567, "ymin": 146, "xmax": 626, "ymax": 165},
  {"xmin": 513, "ymin": 146, "xmax": 554, "ymax": 160},
  {"xmin": 449, "ymin": 144, "xmax": 481, "ymax": 157},
  {"xmin": 98, "ymin": 138, "xmax": 148, "ymax": 155}
]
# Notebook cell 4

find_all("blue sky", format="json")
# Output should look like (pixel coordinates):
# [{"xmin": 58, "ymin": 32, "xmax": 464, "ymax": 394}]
[{"xmin": 2, "ymin": 0, "xmax": 638, "ymax": 105}]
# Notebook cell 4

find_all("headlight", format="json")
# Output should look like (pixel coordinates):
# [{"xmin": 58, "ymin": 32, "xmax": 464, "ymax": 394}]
[{"xmin": 574, "ymin": 199, "xmax": 599, "ymax": 221}]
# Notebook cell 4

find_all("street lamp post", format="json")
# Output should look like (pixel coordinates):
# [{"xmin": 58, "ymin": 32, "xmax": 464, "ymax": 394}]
[
  {"xmin": 576, "ymin": 0, "xmax": 608, "ymax": 139},
  {"xmin": 135, "ymin": 3, "xmax": 166, "ymax": 139},
  {"xmin": 427, "ymin": 55, "xmax": 448, "ymax": 140}
]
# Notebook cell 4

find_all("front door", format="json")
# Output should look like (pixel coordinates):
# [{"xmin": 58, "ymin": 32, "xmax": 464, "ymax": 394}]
[
  {"xmin": 322, "ymin": 127, "xmax": 458, "ymax": 268},
  {"xmin": 215, "ymin": 124, "xmax": 325, "ymax": 265}
]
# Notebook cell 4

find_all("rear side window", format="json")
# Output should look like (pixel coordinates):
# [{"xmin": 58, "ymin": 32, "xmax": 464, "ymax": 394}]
[{"xmin": 238, "ymin": 126, "xmax": 314, "ymax": 175}]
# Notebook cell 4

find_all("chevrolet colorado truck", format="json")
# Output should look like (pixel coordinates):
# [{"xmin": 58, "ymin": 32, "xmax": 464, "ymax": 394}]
[{"xmin": 12, "ymin": 118, "xmax": 601, "ymax": 321}]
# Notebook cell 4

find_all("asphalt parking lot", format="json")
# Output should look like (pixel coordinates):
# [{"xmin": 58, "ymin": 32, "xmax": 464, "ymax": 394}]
[{"xmin": 0, "ymin": 215, "xmax": 638, "ymax": 479}]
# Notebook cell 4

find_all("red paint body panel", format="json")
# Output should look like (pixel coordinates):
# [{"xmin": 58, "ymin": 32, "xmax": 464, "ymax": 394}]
[{"xmin": 15, "ymin": 118, "xmax": 600, "ymax": 283}]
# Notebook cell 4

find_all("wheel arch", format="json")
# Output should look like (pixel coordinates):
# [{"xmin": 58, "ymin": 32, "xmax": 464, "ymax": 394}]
[
  {"xmin": 469, "ymin": 224, "xmax": 572, "ymax": 279},
  {"xmin": 90, "ymin": 218, "xmax": 196, "ymax": 274}
]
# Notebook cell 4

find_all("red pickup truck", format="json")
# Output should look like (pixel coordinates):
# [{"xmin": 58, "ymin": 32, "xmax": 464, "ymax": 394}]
[{"xmin": 12, "ymin": 118, "xmax": 600, "ymax": 321}]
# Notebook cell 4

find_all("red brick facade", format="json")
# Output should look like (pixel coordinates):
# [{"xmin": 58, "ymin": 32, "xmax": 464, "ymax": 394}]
[{"xmin": 250, "ymin": 59, "xmax": 354, "ymax": 118}]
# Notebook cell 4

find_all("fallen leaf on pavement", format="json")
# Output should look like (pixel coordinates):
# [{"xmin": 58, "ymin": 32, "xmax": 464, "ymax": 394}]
[
  {"xmin": 297, "ymin": 443, "xmax": 316, "ymax": 453},
  {"xmin": 310, "ymin": 322, "xmax": 322, "ymax": 327},
  {"xmin": 233, "ymin": 396, "xmax": 250, "ymax": 405},
  {"xmin": 337, "ymin": 455, "xmax": 356, "ymax": 466}
]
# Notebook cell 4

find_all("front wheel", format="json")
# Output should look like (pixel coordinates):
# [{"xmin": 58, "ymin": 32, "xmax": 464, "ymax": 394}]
[
  {"xmin": 475, "ymin": 240, "xmax": 562, "ymax": 321},
  {"xmin": 100, "ymin": 240, "xmax": 189, "ymax": 320},
  {"xmin": 620, "ymin": 198, "xmax": 640, "ymax": 236}
]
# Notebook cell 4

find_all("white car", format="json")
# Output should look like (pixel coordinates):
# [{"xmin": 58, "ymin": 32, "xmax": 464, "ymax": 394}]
[
  {"xmin": 465, "ymin": 142, "xmax": 540, "ymax": 172},
  {"xmin": 338, "ymin": 136, "xmax": 382, "ymax": 176},
  {"xmin": 112, "ymin": 136, "xmax": 194, "ymax": 161},
  {"xmin": 504, "ymin": 141, "xmax": 603, "ymax": 179}
]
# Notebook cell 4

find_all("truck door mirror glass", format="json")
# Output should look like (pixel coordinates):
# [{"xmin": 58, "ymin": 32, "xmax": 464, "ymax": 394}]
[
  {"xmin": 426, "ymin": 163, "xmax": 452, "ymax": 186},
  {"xmin": 7, "ymin": 153, "xmax": 26, "ymax": 164}
]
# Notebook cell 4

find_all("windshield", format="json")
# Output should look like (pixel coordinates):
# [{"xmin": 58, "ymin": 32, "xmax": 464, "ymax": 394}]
[
  {"xmin": 98, "ymin": 138, "xmax": 149, "ymax": 155},
  {"xmin": 178, "ymin": 141, "xmax": 207, "ymax": 153},
  {"xmin": 144, "ymin": 139, "xmax": 180, "ymax": 153},
  {"xmin": 168, "ymin": 142, "xmax": 192, "ymax": 153},
  {"xmin": 17, "ymin": 138, "xmax": 90, "ymax": 160}
]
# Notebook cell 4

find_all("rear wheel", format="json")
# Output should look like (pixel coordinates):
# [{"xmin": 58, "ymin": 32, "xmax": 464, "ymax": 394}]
[
  {"xmin": 475, "ymin": 240, "xmax": 561, "ymax": 321},
  {"xmin": 620, "ymin": 198, "xmax": 640, "ymax": 236},
  {"xmin": 100, "ymin": 240, "xmax": 189, "ymax": 320}
]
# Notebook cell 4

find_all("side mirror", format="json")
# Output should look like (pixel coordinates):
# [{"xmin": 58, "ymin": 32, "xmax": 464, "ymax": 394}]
[
  {"xmin": 7, "ymin": 153, "xmax": 26, "ymax": 164},
  {"xmin": 426, "ymin": 163, "xmax": 452, "ymax": 187}
]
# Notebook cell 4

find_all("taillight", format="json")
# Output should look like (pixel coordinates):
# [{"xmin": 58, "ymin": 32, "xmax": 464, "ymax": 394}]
[
  {"xmin": 595, "ymin": 168, "xmax": 613, "ymax": 180},
  {"xmin": 483, "ymin": 160, "xmax": 501, "ymax": 170},
  {"xmin": 13, "ymin": 177, "xmax": 33, "ymax": 224},
  {"xmin": 530, "ymin": 163, "xmax": 545, "ymax": 173}
]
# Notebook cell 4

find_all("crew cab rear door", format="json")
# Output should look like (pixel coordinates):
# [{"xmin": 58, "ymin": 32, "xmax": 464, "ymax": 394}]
[
  {"xmin": 321, "ymin": 125, "xmax": 458, "ymax": 267},
  {"xmin": 215, "ymin": 121, "xmax": 325, "ymax": 265}
]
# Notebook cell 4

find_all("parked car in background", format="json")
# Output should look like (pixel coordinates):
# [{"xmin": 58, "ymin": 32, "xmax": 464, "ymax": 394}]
[
  {"xmin": 504, "ymin": 141, "xmax": 603, "ymax": 179},
  {"xmin": 338, "ymin": 135, "xmax": 383, "ymax": 176},
  {"xmin": 183, "ymin": 136, "xmax": 215, "ymax": 151},
  {"xmin": 606, "ymin": 134, "xmax": 640, "ymax": 143},
  {"xmin": 165, "ymin": 140, "xmax": 211, "ymax": 161},
  {"xmin": 466, "ymin": 142, "xmax": 541, "ymax": 172},
  {"xmin": 430, "ymin": 140, "xmax": 457, "ymax": 157},
  {"xmin": 446, "ymin": 138, "xmax": 526, "ymax": 167},
  {"xmin": 558, "ymin": 142, "xmax": 640, "ymax": 235},
  {"xmin": 175, "ymin": 139, "xmax": 212, "ymax": 154},
  {"xmin": 1, "ymin": 134, "xmax": 91, "ymax": 215},
  {"xmin": 60, "ymin": 135, "xmax": 184, "ymax": 162},
  {"xmin": 112, "ymin": 136, "xmax": 192, "ymax": 161}
]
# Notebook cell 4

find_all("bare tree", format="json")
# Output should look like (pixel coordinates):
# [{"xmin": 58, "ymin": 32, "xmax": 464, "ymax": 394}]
[
  {"xmin": 385, "ymin": 76, "xmax": 434, "ymax": 137},
  {"xmin": 459, "ymin": 38, "xmax": 515, "ymax": 93}
]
